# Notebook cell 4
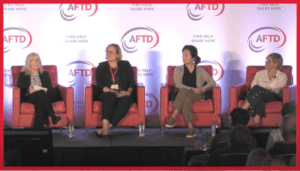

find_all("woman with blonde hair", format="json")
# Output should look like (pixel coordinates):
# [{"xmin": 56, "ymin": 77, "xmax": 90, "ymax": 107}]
[
  {"xmin": 17, "ymin": 52, "xmax": 61, "ymax": 129},
  {"xmin": 94, "ymin": 43, "xmax": 136, "ymax": 138},
  {"xmin": 240, "ymin": 53, "xmax": 287, "ymax": 126}
]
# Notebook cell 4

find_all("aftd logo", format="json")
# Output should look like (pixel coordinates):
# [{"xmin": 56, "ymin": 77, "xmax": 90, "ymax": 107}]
[
  {"xmin": 186, "ymin": 4, "xmax": 225, "ymax": 21},
  {"xmin": 59, "ymin": 4, "xmax": 98, "ymax": 21},
  {"xmin": 3, "ymin": 27, "xmax": 32, "ymax": 53},
  {"xmin": 145, "ymin": 92, "xmax": 158, "ymax": 114},
  {"xmin": 248, "ymin": 26, "xmax": 286, "ymax": 53},
  {"xmin": 66, "ymin": 60, "xmax": 95, "ymax": 86},
  {"xmin": 121, "ymin": 27, "xmax": 159, "ymax": 53},
  {"xmin": 201, "ymin": 60, "xmax": 224, "ymax": 81}
]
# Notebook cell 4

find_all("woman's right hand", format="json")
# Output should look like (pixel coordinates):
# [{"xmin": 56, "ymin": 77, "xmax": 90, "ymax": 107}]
[
  {"xmin": 103, "ymin": 87, "xmax": 113, "ymax": 93},
  {"xmin": 192, "ymin": 88, "xmax": 202, "ymax": 94},
  {"xmin": 29, "ymin": 87, "xmax": 36, "ymax": 94}
]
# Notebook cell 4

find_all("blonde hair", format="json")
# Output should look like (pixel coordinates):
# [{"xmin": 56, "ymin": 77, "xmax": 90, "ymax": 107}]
[
  {"xmin": 268, "ymin": 53, "xmax": 283, "ymax": 69},
  {"xmin": 21, "ymin": 52, "xmax": 43, "ymax": 75},
  {"xmin": 106, "ymin": 43, "xmax": 122, "ymax": 61}
]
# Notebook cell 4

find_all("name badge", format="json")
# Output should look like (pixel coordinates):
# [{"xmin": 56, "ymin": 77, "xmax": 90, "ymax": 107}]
[{"xmin": 111, "ymin": 84, "xmax": 119, "ymax": 90}]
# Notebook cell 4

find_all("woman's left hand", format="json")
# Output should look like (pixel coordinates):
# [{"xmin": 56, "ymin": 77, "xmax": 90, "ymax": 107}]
[
  {"xmin": 116, "ymin": 91, "xmax": 130, "ymax": 98},
  {"xmin": 192, "ymin": 88, "xmax": 202, "ymax": 94}
]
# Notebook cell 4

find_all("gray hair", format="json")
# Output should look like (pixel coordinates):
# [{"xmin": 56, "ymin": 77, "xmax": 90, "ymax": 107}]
[
  {"xmin": 21, "ymin": 52, "xmax": 43, "ymax": 75},
  {"xmin": 246, "ymin": 148, "xmax": 272, "ymax": 166},
  {"xmin": 106, "ymin": 43, "xmax": 122, "ymax": 61},
  {"xmin": 281, "ymin": 114, "xmax": 296, "ymax": 140},
  {"xmin": 268, "ymin": 53, "xmax": 283, "ymax": 69}
]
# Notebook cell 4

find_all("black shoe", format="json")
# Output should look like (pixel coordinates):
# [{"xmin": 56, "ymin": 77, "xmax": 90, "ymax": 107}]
[
  {"xmin": 52, "ymin": 116, "xmax": 61, "ymax": 125},
  {"xmin": 94, "ymin": 131, "xmax": 103, "ymax": 138},
  {"xmin": 103, "ymin": 134, "xmax": 109, "ymax": 139},
  {"xmin": 93, "ymin": 131, "xmax": 109, "ymax": 138}
]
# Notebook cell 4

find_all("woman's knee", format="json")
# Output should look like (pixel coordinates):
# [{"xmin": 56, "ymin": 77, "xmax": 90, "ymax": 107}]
[
  {"xmin": 35, "ymin": 90, "xmax": 47, "ymax": 99},
  {"xmin": 122, "ymin": 96, "xmax": 134, "ymax": 103},
  {"xmin": 183, "ymin": 96, "xmax": 192, "ymax": 106},
  {"xmin": 251, "ymin": 85, "xmax": 262, "ymax": 92},
  {"xmin": 101, "ymin": 94, "xmax": 118, "ymax": 106},
  {"xmin": 178, "ymin": 88, "xmax": 189, "ymax": 95},
  {"xmin": 101, "ymin": 92, "xmax": 117, "ymax": 100},
  {"xmin": 34, "ymin": 100, "xmax": 43, "ymax": 106}
]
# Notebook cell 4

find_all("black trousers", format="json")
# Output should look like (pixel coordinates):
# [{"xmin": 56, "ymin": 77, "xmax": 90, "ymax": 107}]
[
  {"xmin": 99, "ymin": 92, "xmax": 134, "ymax": 127},
  {"xmin": 246, "ymin": 85, "xmax": 282, "ymax": 118},
  {"xmin": 27, "ymin": 90, "xmax": 54, "ymax": 128}
]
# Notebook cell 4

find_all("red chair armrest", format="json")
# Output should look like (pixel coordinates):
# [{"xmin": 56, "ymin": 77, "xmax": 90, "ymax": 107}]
[
  {"xmin": 212, "ymin": 85, "xmax": 221, "ymax": 113},
  {"xmin": 85, "ymin": 85, "xmax": 93, "ymax": 126},
  {"xmin": 229, "ymin": 84, "xmax": 248, "ymax": 112},
  {"xmin": 58, "ymin": 85, "xmax": 74, "ymax": 124},
  {"xmin": 137, "ymin": 83, "xmax": 145, "ymax": 124},
  {"xmin": 160, "ymin": 83, "xmax": 169, "ymax": 126},
  {"xmin": 4, "ymin": 85, "xmax": 20, "ymax": 128},
  {"xmin": 282, "ymin": 85, "xmax": 296, "ymax": 105}
]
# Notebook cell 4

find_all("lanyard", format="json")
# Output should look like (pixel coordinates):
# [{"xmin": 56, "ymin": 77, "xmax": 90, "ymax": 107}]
[{"xmin": 109, "ymin": 66, "xmax": 118, "ymax": 83}]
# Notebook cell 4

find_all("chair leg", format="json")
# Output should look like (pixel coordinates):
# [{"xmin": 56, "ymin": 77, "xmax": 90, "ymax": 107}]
[
  {"xmin": 86, "ymin": 127, "xmax": 90, "ymax": 137},
  {"xmin": 68, "ymin": 124, "xmax": 74, "ymax": 138},
  {"xmin": 161, "ymin": 127, "xmax": 164, "ymax": 136}
]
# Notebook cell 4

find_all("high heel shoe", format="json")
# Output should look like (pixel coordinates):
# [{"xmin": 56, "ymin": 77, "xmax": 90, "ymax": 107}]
[
  {"xmin": 93, "ymin": 131, "xmax": 103, "ymax": 138},
  {"xmin": 52, "ymin": 116, "xmax": 61, "ymax": 125},
  {"xmin": 102, "ymin": 134, "xmax": 109, "ymax": 139},
  {"xmin": 93, "ymin": 131, "xmax": 109, "ymax": 138}
]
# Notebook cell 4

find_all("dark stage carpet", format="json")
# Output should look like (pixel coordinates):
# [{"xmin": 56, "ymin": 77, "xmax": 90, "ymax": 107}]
[
  {"xmin": 52, "ymin": 127, "xmax": 209, "ymax": 166},
  {"xmin": 4, "ymin": 127, "xmax": 275, "ymax": 166}
]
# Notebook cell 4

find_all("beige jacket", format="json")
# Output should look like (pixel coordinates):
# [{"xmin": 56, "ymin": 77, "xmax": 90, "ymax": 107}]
[{"xmin": 173, "ymin": 65, "xmax": 216, "ymax": 93}]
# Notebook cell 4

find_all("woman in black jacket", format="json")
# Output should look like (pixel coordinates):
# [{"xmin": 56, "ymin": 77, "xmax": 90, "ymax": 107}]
[
  {"xmin": 17, "ymin": 52, "xmax": 61, "ymax": 129},
  {"xmin": 94, "ymin": 43, "xmax": 136, "ymax": 138}
]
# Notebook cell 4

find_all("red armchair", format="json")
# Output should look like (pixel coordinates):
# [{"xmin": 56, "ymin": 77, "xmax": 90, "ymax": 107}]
[
  {"xmin": 85, "ymin": 67, "xmax": 145, "ymax": 136},
  {"xmin": 4, "ymin": 65, "xmax": 74, "ymax": 132},
  {"xmin": 160, "ymin": 65, "xmax": 222, "ymax": 131},
  {"xmin": 229, "ymin": 66, "xmax": 294, "ymax": 127}
]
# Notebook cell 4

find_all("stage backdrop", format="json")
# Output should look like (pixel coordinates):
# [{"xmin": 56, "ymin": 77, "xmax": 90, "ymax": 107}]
[{"xmin": 3, "ymin": 4, "xmax": 297, "ymax": 127}]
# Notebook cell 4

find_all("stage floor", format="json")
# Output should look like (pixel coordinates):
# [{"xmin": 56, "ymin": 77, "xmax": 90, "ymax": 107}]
[
  {"xmin": 52, "ymin": 127, "xmax": 213, "ymax": 147},
  {"xmin": 4, "ymin": 127, "xmax": 275, "ymax": 166},
  {"xmin": 51, "ymin": 127, "xmax": 214, "ymax": 166}
]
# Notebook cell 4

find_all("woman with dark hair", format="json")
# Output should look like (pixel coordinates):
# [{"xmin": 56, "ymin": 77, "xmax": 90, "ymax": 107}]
[
  {"xmin": 165, "ymin": 45, "xmax": 216, "ymax": 138},
  {"xmin": 17, "ymin": 52, "xmax": 61, "ymax": 129},
  {"xmin": 240, "ymin": 53, "xmax": 288, "ymax": 126},
  {"xmin": 94, "ymin": 43, "xmax": 136, "ymax": 138}
]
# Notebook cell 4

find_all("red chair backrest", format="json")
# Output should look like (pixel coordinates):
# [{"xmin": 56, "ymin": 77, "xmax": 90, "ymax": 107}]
[
  {"xmin": 91, "ymin": 66, "xmax": 137, "ymax": 86},
  {"xmin": 245, "ymin": 66, "xmax": 292, "ymax": 88},
  {"xmin": 167, "ymin": 65, "xmax": 213, "ymax": 86},
  {"xmin": 11, "ymin": 65, "xmax": 58, "ymax": 87}
]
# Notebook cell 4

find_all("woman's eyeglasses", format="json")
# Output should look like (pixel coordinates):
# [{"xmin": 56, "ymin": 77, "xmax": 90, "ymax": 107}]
[
  {"xmin": 265, "ymin": 59, "xmax": 271, "ymax": 63},
  {"xmin": 106, "ymin": 51, "xmax": 116, "ymax": 55},
  {"xmin": 30, "ymin": 59, "xmax": 39, "ymax": 63}
]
